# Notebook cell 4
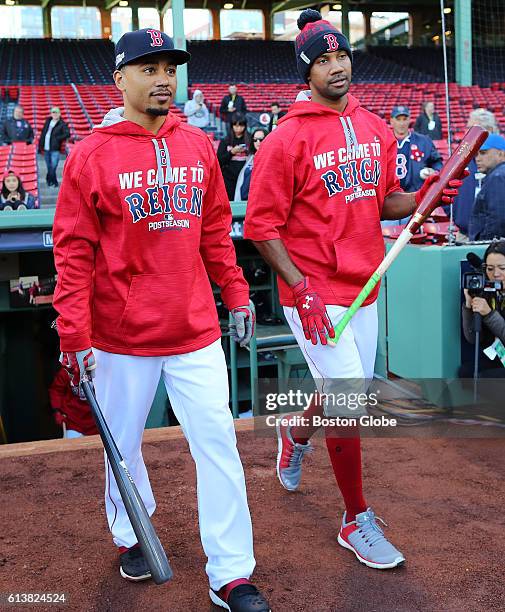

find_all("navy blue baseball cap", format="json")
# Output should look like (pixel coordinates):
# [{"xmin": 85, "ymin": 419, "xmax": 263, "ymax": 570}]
[
  {"xmin": 115, "ymin": 28, "xmax": 191, "ymax": 70},
  {"xmin": 391, "ymin": 105, "xmax": 410, "ymax": 118}
]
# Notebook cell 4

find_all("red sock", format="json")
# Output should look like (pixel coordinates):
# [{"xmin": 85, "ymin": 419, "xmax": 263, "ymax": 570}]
[
  {"xmin": 325, "ymin": 424, "xmax": 367, "ymax": 522},
  {"xmin": 291, "ymin": 399, "xmax": 325, "ymax": 445},
  {"xmin": 118, "ymin": 543, "xmax": 139, "ymax": 555},
  {"xmin": 218, "ymin": 579, "xmax": 251, "ymax": 601}
]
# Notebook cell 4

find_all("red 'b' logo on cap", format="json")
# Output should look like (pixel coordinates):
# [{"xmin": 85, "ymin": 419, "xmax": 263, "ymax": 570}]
[
  {"xmin": 323, "ymin": 33, "xmax": 339, "ymax": 52},
  {"xmin": 147, "ymin": 29, "xmax": 164, "ymax": 47}
]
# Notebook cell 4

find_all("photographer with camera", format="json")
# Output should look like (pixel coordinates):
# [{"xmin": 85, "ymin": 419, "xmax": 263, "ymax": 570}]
[{"xmin": 461, "ymin": 240, "xmax": 505, "ymax": 377}]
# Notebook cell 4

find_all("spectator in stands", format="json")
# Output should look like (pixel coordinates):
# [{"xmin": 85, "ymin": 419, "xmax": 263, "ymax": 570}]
[
  {"xmin": 184, "ymin": 89, "xmax": 210, "ymax": 129},
  {"xmin": 468, "ymin": 134, "xmax": 505, "ymax": 241},
  {"xmin": 460, "ymin": 240, "xmax": 505, "ymax": 378},
  {"xmin": 38, "ymin": 107, "xmax": 70, "ymax": 188},
  {"xmin": 453, "ymin": 109, "xmax": 499, "ymax": 242},
  {"xmin": 0, "ymin": 170, "xmax": 37, "ymax": 210},
  {"xmin": 217, "ymin": 112, "xmax": 250, "ymax": 200},
  {"xmin": 414, "ymin": 101, "xmax": 443, "ymax": 141},
  {"xmin": 383, "ymin": 105, "xmax": 442, "ymax": 225},
  {"xmin": 49, "ymin": 365, "xmax": 99, "ymax": 438},
  {"xmin": 268, "ymin": 102, "xmax": 285, "ymax": 132},
  {"xmin": 1, "ymin": 105, "xmax": 33, "ymax": 145},
  {"xmin": 234, "ymin": 128, "xmax": 268, "ymax": 201},
  {"xmin": 219, "ymin": 84, "xmax": 247, "ymax": 124}
]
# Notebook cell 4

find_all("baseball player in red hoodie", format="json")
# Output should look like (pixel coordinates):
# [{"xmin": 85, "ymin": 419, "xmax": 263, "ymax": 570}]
[
  {"xmin": 53, "ymin": 29, "xmax": 270, "ymax": 612},
  {"xmin": 245, "ymin": 10, "xmax": 464, "ymax": 570}
]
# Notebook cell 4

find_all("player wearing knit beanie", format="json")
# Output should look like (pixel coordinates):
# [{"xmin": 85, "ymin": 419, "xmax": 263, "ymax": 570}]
[
  {"xmin": 244, "ymin": 7, "xmax": 462, "ymax": 580},
  {"xmin": 295, "ymin": 9, "xmax": 353, "ymax": 84}
]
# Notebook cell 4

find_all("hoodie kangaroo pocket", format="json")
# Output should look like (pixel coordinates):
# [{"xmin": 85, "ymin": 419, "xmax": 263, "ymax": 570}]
[
  {"xmin": 332, "ymin": 230, "xmax": 385, "ymax": 287},
  {"xmin": 118, "ymin": 271, "xmax": 212, "ymax": 349}
]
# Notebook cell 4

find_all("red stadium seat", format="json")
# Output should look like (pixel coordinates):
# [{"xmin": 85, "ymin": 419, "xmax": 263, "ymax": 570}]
[
  {"xmin": 429, "ymin": 207, "xmax": 450, "ymax": 221},
  {"xmin": 382, "ymin": 225, "xmax": 407, "ymax": 239},
  {"xmin": 14, "ymin": 171, "xmax": 37, "ymax": 181},
  {"xmin": 423, "ymin": 221, "xmax": 454, "ymax": 244}
]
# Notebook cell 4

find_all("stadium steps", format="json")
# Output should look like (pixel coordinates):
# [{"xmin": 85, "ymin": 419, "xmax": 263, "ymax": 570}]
[
  {"xmin": 70, "ymin": 83, "xmax": 93, "ymax": 128},
  {"xmin": 37, "ymin": 153, "xmax": 64, "ymax": 208}
]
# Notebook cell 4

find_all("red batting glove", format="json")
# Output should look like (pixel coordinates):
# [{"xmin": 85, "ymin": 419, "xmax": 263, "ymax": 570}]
[
  {"xmin": 415, "ymin": 169, "xmax": 470, "ymax": 206},
  {"xmin": 291, "ymin": 277, "xmax": 335, "ymax": 346}
]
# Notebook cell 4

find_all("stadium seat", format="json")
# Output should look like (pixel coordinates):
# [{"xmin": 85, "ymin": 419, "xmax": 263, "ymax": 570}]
[
  {"xmin": 429, "ymin": 207, "xmax": 450, "ymax": 221},
  {"xmin": 423, "ymin": 221, "xmax": 454, "ymax": 243}
]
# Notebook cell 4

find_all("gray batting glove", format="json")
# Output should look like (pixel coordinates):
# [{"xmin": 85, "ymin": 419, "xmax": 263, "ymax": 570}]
[{"xmin": 230, "ymin": 300, "xmax": 256, "ymax": 347}]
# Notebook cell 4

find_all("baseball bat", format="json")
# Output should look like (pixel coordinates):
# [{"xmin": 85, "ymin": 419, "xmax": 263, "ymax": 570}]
[
  {"xmin": 328, "ymin": 125, "xmax": 488, "ymax": 347},
  {"xmin": 81, "ymin": 378, "xmax": 173, "ymax": 585}
]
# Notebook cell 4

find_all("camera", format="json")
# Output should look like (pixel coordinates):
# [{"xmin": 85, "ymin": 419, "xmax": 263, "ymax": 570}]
[
  {"xmin": 463, "ymin": 251, "xmax": 503, "ymax": 297},
  {"xmin": 462, "ymin": 271, "xmax": 502, "ymax": 297}
]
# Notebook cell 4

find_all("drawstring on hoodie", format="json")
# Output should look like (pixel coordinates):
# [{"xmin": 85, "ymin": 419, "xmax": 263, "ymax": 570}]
[
  {"xmin": 339, "ymin": 116, "xmax": 359, "ymax": 155},
  {"xmin": 345, "ymin": 116, "xmax": 359, "ymax": 150},
  {"xmin": 151, "ymin": 137, "xmax": 171, "ymax": 187}
]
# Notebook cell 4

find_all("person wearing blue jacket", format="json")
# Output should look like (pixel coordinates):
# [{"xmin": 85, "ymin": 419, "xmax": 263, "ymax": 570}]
[
  {"xmin": 383, "ymin": 105, "xmax": 443, "ymax": 225},
  {"xmin": 453, "ymin": 109, "xmax": 499, "ymax": 241},
  {"xmin": 469, "ymin": 134, "xmax": 505, "ymax": 241},
  {"xmin": 452, "ymin": 157, "xmax": 479, "ymax": 240}
]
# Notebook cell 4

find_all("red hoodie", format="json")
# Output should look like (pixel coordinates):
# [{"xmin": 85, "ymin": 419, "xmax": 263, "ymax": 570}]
[
  {"xmin": 244, "ymin": 93, "xmax": 401, "ymax": 307},
  {"xmin": 53, "ymin": 109, "xmax": 248, "ymax": 356}
]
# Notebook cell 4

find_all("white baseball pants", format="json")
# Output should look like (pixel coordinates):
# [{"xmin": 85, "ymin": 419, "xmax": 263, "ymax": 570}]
[{"xmin": 93, "ymin": 339, "xmax": 255, "ymax": 590}]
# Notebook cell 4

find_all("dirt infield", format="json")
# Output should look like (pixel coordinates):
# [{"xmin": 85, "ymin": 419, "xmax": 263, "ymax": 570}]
[{"xmin": 0, "ymin": 424, "xmax": 504, "ymax": 612}]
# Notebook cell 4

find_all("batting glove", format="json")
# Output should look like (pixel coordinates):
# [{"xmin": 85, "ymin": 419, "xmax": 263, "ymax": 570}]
[
  {"xmin": 230, "ymin": 300, "xmax": 256, "ymax": 347},
  {"xmin": 60, "ymin": 349, "xmax": 96, "ymax": 399},
  {"xmin": 415, "ymin": 169, "xmax": 469, "ymax": 206},
  {"xmin": 291, "ymin": 277, "xmax": 335, "ymax": 346}
]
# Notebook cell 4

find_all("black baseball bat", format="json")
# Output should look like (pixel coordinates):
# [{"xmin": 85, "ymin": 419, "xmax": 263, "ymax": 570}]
[{"xmin": 81, "ymin": 378, "xmax": 173, "ymax": 585}]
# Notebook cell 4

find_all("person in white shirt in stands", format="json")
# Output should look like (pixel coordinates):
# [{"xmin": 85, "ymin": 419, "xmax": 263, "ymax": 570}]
[
  {"xmin": 184, "ymin": 89, "xmax": 210, "ymax": 129},
  {"xmin": 38, "ymin": 107, "xmax": 70, "ymax": 188}
]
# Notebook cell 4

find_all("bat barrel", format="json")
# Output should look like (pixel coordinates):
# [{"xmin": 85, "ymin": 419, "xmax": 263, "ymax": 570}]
[
  {"xmin": 81, "ymin": 380, "xmax": 173, "ymax": 585},
  {"xmin": 409, "ymin": 125, "xmax": 488, "ymax": 233}
]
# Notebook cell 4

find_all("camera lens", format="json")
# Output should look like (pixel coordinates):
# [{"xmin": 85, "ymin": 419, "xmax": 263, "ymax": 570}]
[{"xmin": 469, "ymin": 276, "xmax": 480, "ymax": 289}]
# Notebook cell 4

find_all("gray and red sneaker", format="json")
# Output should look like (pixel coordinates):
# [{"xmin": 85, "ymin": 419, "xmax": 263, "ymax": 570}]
[
  {"xmin": 209, "ymin": 579, "xmax": 270, "ymax": 612},
  {"xmin": 276, "ymin": 421, "xmax": 313, "ymax": 492},
  {"xmin": 337, "ymin": 508, "xmax": 405, "ymax": 569}
]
